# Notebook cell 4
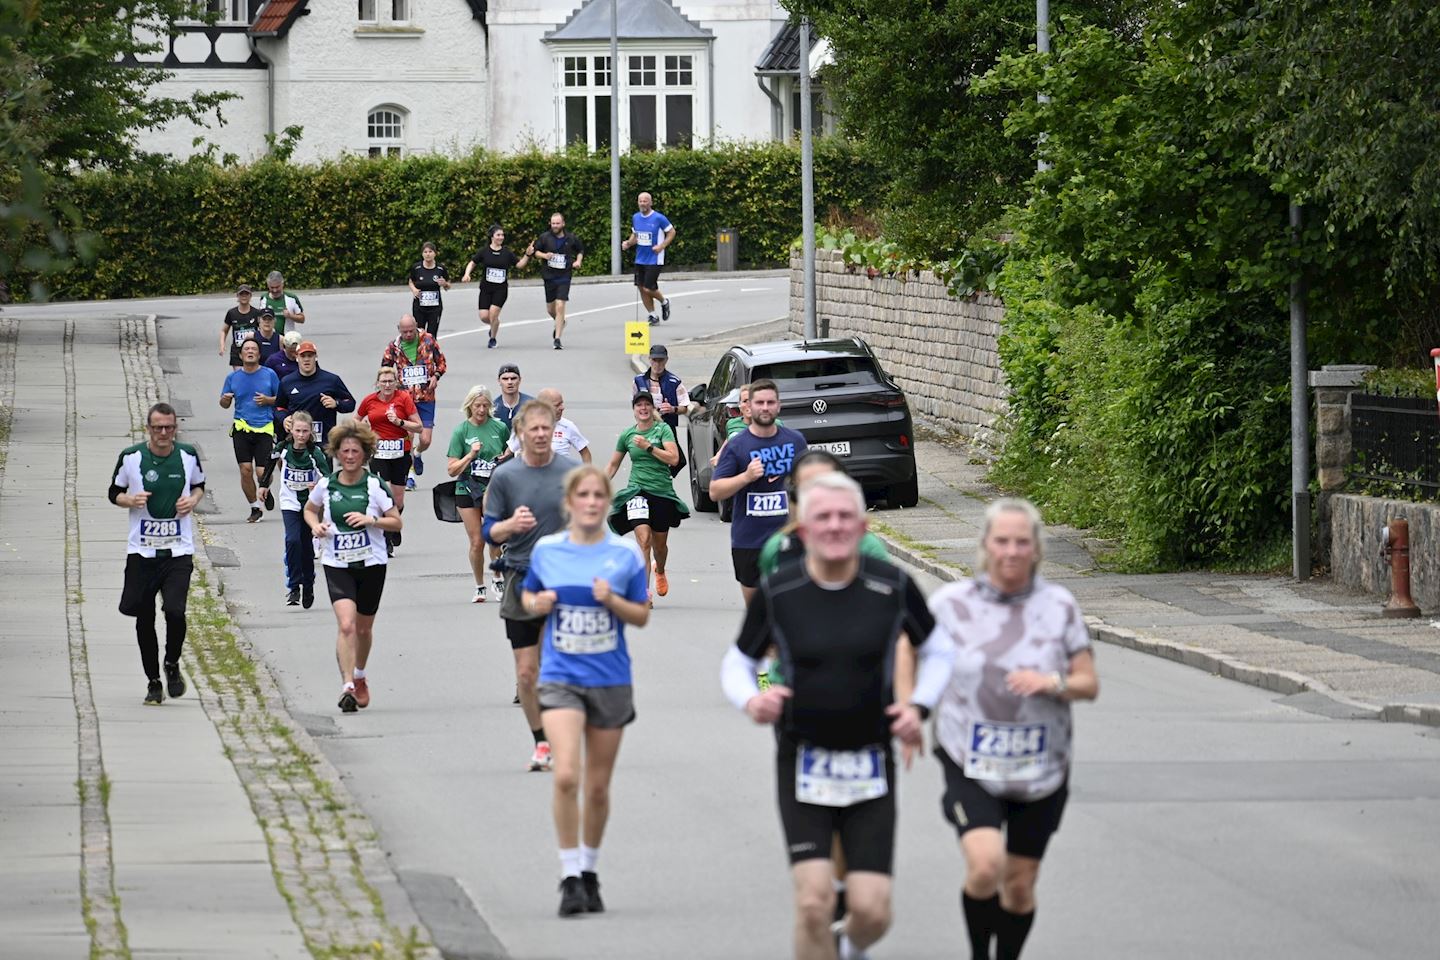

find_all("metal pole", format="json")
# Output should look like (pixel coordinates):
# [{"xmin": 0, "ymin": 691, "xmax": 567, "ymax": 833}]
[
  {"xmin": 610, "ymin": 0, "xmax": 621, "ymax": 275},
  {"xmin": 1290, "ymin": 202, "xmax": 1311, "ymax": 579},
  {"xmin": 1036, "ymin": 0, "xmax": 1050, "ymax": 172},
  {"xmin": 799, "ymin": 18, "xmax": 816, "ymax": 339}
]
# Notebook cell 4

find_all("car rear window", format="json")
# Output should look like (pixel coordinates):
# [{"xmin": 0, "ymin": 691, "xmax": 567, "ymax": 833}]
[{"xmin": 751, "ymin": 356, "xmax": 881, "ymax": 390}]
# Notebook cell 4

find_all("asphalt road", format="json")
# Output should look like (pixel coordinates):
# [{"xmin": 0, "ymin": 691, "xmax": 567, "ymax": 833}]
[{"xmin": 15, "ymin": 276, "xmax": 1440, "ymax": 959}]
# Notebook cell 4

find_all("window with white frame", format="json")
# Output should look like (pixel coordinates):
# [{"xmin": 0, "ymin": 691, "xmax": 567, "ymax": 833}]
[
  {"xmin": 664, "ymin": 55, "xmax": 692, "ymax": 86},
  {"xmin": 564, "ymin": 56, "xmax": 588, "ymax": 88},
  {"xmin": 358, "ymin": 0, "xmax": 377, "ymax": 22},
  {"xmin": 628, "ymin": 55, "xmax": 656, "ymax": 86},
  {"xmin": 368, "ymin": 107, "xmax": 406, "ymax": 156},
  {"xmin": 188, "ymin": 0, "xmax": 248, "ymax": 24},
  {"xmin": 391, "ymin": 0, "xmax": 409, "ymax": 22},
  {"xmin": 560, "ymin": 50, "xmax": 698, "ymax": 152}
]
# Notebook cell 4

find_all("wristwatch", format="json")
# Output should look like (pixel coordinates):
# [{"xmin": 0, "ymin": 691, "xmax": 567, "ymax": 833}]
[
  {"xmin": 910, "ymin": 703, "xmax": 931, "ymax": 721},
  {"xmin": 1051, "ymin": 671, "xmax": 1067, "ymax": 696}
]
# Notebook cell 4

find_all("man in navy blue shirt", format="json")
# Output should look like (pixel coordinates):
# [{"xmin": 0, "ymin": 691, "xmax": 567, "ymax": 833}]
[
  {"xmin": 621, "ymin": 192, "xmax": 675, "ymax": 326},
  {"xmin": 277, "ymin": 341, "xmax": 355, "ymax": 445},
  {"xmin": 709, "ymin": 378, "xmax": 808, "ymax": 603}
]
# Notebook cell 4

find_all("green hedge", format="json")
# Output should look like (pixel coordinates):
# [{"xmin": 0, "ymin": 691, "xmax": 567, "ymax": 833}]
[{"xmin": 28, "ymin": 141, "xmax": 881, "ymax": 300}]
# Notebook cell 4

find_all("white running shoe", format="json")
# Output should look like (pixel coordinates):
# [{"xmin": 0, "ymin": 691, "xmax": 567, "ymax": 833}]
[
  {"xmin": 472, "ymin": 585, "xmax": 486, "ymax": 604},
  {"xmin": 529, "ymin": 741, "xmax": 552, "ymax": 772},
  {"xmin": 491, "ymin": 575, "xmax": 505, "ymax": 603}
]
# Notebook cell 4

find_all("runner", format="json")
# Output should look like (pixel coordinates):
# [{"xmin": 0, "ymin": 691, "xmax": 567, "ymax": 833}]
[
  {"xmin": 408, "ymin": 241, "xmax": 451, "ymax": 337},
  {"xmin": 605, "ymin": 392, "xmax": 688, "ymax": 603},
  {"xmin": 759, "ymin": 450, "xmax": 889, "ymax": 577},
  {"xmin": 266, "ymin": 330, "xmax": 303, "ymax": 384},
  {"xmin": 522, "ymin": 465, "xmax": 650, "ymax": 917},
  {"xmin": 711, "ymin": 384, "xmax": 750, "ymax": 468},
  {"xmin": 446, "ymin": 385, "xmax": 510, "ymax": 603},
  {"xmin": 109, "ymin": 402, "xmax": 206, "ymax": 704},
  {"xmin": 259, "ymin": 270, "xmax": 305, "ymax": 335},
  {"xmin": 483, "ymin": 399, "xmax": 578, "ymax": 771},
  {"xmin": 219, "ymin": 283, "xmax": 263, "ymax": 368},
  {"xmin": 219, "ymin": 338, "xmax": 280, "ymax": 523},
  {"xmin": 460, "ymin": 224, "xmax": 531, "ymax": 350},
  {"xmin": 709, "ymin": 378, "xmax": 808, "ymax": 604},
  {"xmin": 277, "ymin": 341, "xmax": 355, "ymax": 445},
  {"xmin": 720, "ymin": 472, "xmax": 954, "ymax": 960},
  {"xmin": 620, "ymin": 191, "xmax": 675, "ymax": 325},
  {"xmin": 257, "ymin": 410, "xmax": 330, "ymax": 608},
  {"xmin": 304, "ymin": 420, "xmax": 402, "ymax": 714},
  {"xmin": 494, "ymin": 362, "xmax": 534, "ymax": 430},
  {"xmin": 930, "ymin": 498, "xmax": 1099, "ymax": 960},
  {"xmin": 252, "ymin": 309, "xmax": 283, "ymax": 363},
  {"xmin": 354, "ymin": 367, "xmax": 422, "ymax": 556},
  {"xmin": 631, "ymin": 344, "xmax": 690, "ymax": 477},
  {"xmin": 506, "ymin": 388, "xmax": 592, "ymax": 464},
  {"xmin": 379, "ymin": 313, "xmax": 447, "ymax": 490},
  {"xmin": 531, "ymin": 212, "xmax": 584, "ymax": 350}
]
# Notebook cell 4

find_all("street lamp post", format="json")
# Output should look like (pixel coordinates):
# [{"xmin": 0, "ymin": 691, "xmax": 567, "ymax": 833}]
[
  {"xmin": 610, "ymin": 0, "xmax": 621, "ymax": 275},
  {"xmin": 800, "ymin": 17, "xmax": 817, "ymax": 339}
]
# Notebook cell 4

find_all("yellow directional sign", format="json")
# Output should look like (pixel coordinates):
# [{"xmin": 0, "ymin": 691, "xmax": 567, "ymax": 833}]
[{"xmin": 624, "ymin": 321, "xmax": 651, "ymax": 355}]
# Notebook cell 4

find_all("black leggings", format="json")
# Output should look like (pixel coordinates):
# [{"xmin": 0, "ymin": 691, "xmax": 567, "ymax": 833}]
[{"xmin": 120, "ymin": 553, "xmax": 193, "ymax": 680}]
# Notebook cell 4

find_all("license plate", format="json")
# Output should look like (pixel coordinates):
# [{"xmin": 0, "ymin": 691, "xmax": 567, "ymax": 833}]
[{"xmin": 810, "ymin": 441, "xmax": 851, "ymax": 456}]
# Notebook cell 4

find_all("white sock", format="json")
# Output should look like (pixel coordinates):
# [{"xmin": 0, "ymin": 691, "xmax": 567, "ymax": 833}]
[
  {"xmin": 343, "ymin": 681, "xmax": 355, "ymax": 691},
  {"xmin": 353, "ymin": 668, "xmax": 365, "ymax": 679},
  {"xmin": 253, "ymin": 499, "xmax": 264, "ymax": 508},
  {"xmin": 559, "ymin": 847, "xmax": 582, "ymax": 879},
  {"xmin": 833, "ymin": 877, "xmax": 846, "ymax": 893},
  {"xmin": 580, "ymin": 844, "xmax": 599, "ymax": 873},
  {"xmin": 838, "ymin": 933, "xmax": 863, "ymax": 960}
]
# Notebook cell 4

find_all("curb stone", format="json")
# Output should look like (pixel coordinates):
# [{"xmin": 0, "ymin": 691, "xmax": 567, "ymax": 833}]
[{"xmin": 126, "ymin": 315, "xmax": 441, "ymax": 959}]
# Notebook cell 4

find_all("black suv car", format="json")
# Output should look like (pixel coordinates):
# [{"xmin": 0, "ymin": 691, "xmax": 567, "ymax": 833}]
[{"xmin": 686, "ymin": 338, "xmax": 919, "ymax": 513}]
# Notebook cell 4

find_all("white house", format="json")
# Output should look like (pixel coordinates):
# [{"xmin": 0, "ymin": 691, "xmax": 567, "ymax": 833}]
[{"xmin": 128, "ymin": 0, "xmax": 819, "ymax": 162}]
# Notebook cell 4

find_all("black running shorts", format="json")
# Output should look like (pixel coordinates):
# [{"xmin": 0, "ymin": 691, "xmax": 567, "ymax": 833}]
[
  {"xmin": 776, "ymin": 741, "xmax": 897, "ymax": 875},
  {"xmin": 732, "ymin": 547, "xmax": 763, "ymax": 588},
  {"xmin": 119, "ymin": 553, "xmax": 194, "ymax": 618},
  {"xmin": 543, "ymin": 278, "xmax": 571, "ymax": 303},
  {"xmin": 609, "ymin": 491, "xmax": 684, "ymax": 535},
  {"xmin": 231, "ymin": 428, "xmax": 275, "ymax": 466},
  {"xmin": 478, "ymin": 283, "xmax": 509, "ymax": 310},
  {"xmin": 633, "ymin": 263, "xmax": 663, "ymax": 289},
  {"xmin": 937, "ymin": 746, "xmax": 1068, "ymax": 860},
  {"xmin": 413, "ymin": 303, "xmax": 442, "ymax": 337},
  {"xmin": 369, "ymin": 452, "xmax": 412, "ymax": 486},
  {"xmin": 323, "ymin": 563, "xmax": 387, "ymax": 616}
]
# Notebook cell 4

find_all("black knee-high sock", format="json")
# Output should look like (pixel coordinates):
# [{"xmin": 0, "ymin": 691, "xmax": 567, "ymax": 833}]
[
  {"xmin": 961, "ymin": 892, "xmax": 1000, "ymax": 960},
  {"xmin": 995, "ymin": 906, "xmax": 1035, "ymax": 960}
]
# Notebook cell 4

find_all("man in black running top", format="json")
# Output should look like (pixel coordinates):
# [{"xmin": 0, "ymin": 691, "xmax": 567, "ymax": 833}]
[
  {"xmin": 721, "ymin": 472, "xmax": 955, "ymax": 960},
  {"xmin": 530, "ymin": 212, "xmax": 583, "ymax": 350}
]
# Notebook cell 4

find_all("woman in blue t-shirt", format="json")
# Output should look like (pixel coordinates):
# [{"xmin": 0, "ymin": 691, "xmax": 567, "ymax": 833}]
[{"xmin": 522, "ymin": 465, "xmax": 650, "ymax": 917}]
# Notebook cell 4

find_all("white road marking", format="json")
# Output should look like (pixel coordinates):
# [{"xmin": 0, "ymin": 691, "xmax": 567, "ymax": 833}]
[
  {"xmin": 437, "ymin": 289, "xmax": 718, "ymax": 340},
  {"xmin": 740, "ymin": 287, "xmax": 775, "ymax": 292}
]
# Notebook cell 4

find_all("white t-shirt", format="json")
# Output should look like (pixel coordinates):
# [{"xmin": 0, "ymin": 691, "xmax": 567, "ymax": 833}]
[{"xmin": 506, "ymin": 416, "xmax": 590, "ymax": 460}]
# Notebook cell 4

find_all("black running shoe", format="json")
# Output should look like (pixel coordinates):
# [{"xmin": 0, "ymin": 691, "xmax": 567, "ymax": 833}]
[
  {"xmin": 647, "ymin": 314, "xmax": 659, "ymax": 326},
  {"xmin": 558, "ymin": 876, "xmax": 587, "ymax": 917},
  {"xmin": 264, "ymin": 489, "xmax": 275, "ymax": 511},
  {"xmin": 488, "ymin": 336, "xmax": 497, "ymax": 349},
  {"xmin": 339, "ymin": 689, "xmax": 358, "ymax": 713},
  {"xmin": 144, "ymin": 679, "xmax": 163, "ymax": 705},
  {"xmin": 286, "ymin": 587, "xmax": 301, "ymax": 606},
  {"xmin": 301, "ymin": 584, "xmax": 315, "ymax": 609},
  {"xmin": 553, "ymin": 337, "xmax": 563, "ymax": 350},
  {"xmin": 163, "ymin": 661, "xmax": 186, "ymax": 699},
  {"xmin": 661, "ymin": 297, "xmax": 671, "ymax": 322},
  {"xmin": 247, "ymin": 507, "xmax": 263, "ymax": 523},
  {"xmin": 581, "ymin": 871, "xmax": 604, "ymax": 913}
]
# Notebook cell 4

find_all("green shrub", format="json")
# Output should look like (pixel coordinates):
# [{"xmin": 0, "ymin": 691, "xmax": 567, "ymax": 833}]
[{"xmin": 18, "ymin": 141, "xmax": 882, "ymax": 300}]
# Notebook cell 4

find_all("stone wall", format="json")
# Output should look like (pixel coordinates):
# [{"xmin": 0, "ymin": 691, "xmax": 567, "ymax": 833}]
[
  {"xmin": 788, "ymin": 250, "xmax": 1008, "ymax": 443},
  {"xmin": 1309, "ymin": 364, "xmax": 1375, "ymax": 567},
  {"xmin": 1330, "ymin": 494, "xmax": 1440, "ymax": 611}
]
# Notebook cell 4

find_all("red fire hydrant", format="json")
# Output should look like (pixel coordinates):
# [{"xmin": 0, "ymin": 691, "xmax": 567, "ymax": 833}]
[{"xmin": 1381, "ymin": 519, "xmax": 1422, "ymax": 618}]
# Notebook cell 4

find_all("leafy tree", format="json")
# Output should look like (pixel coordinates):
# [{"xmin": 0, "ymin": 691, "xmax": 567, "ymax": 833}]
[
  {"xmin": 1, "ymin": 0, "xmax": 232, "ymax": 299},
  {"xmin": 783, "ymin": 0, "xmax": 1140, "ymax": 254}
]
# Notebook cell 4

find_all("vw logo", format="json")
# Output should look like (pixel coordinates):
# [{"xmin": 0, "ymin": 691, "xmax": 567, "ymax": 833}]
[{"xmin": 812, "ymin": 400, "xmax": 828, "ymax": 414}]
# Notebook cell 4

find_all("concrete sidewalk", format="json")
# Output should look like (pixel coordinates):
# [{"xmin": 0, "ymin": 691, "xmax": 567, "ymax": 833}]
[
  {"xmin": 651, "ymin": 323, "xmax": 1440, "ymax": 728},
  {"xmin": 0, "ymin": 317, "xmax": 436, "ymax": 958}
]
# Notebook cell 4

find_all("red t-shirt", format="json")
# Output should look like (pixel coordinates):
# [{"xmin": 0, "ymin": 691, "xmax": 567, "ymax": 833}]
[{"xmin": 356, "ymin": 390, "xmax": 419, "ymax": 450}]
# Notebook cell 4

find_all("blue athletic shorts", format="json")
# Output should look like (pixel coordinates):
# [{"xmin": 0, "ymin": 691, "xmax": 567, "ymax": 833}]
[{"xmin": 415, "ymin": 401, "xmax": 436, "ymax": 429}]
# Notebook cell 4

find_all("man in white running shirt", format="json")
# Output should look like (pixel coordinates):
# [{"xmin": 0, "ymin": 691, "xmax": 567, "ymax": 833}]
[{"xmin": 506, "ymin": 388, "xmax": 591, "ymax": 464}]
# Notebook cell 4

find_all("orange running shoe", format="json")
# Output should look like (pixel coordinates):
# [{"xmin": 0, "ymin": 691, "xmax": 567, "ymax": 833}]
[
  {"xmin": 655, "ymin": 570, "xmax": 669, "ymax": 597},
  {"xmin": 353, "ymin": 677, "xmax": 370, "ymax": 709}
]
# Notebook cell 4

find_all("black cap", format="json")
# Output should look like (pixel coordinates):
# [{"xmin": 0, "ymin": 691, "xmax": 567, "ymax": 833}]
[
  {"xmin": 259, "ymin": 307, "xmax": 276, "ymax": 318},
  {"xmin": 648, "ymin": 344, "xmax": 668, "ymax": 359},
  {"xmin": 631, "ymin": 392, "xmax": 655, "ymax": 407},
  {"xmin": 498, "ymin": 363, "xmax": 520, "ymax": 377}
]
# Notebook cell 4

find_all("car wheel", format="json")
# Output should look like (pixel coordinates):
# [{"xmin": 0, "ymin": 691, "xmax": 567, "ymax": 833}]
[
  {"xmin": 690, "ymin": 436, "xmax": 718, "ymax": 513},
  {"xmin": 886, "ymin": 471, "xmax": 919, "ymax": 509}
]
